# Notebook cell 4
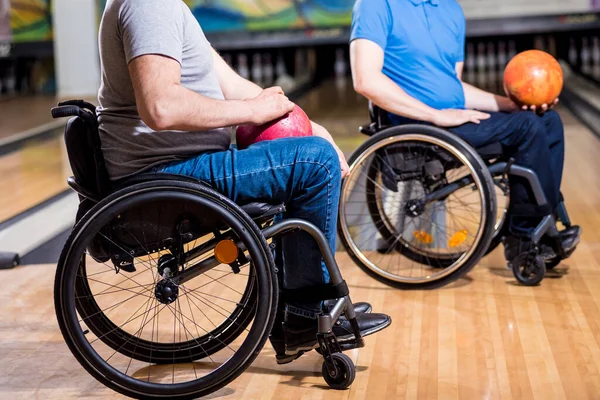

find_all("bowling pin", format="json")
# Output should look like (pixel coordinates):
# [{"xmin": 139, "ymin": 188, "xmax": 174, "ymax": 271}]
[
  {"xmin": 592, "ymin": 36, "xmax": 600, "ymax": 79},
  {"xmin": 465, "ymin": 42, "xmax": 476, "ymax": 84},
  {"xmin": 569, "ymin": 37, "xmax": 578, "ymax": 66},
  {"xmin": 497, "ymin": 41, "xmax": 507, "ymax": 66},
  {"xmin": 581, "ymin": 37, "xmax": 591, "ymax": 74},
  {"xmin": 547, "ymin": 35, "xmax": 557, "ymax": 57},
  {"xmin": 237, "ymin": 53, "xmax": 250, "ymax": 80},
  {"xmin": 334, "ymin": 47, "xmax": 348, "ymax": 93},
  {"xmin": 508, "ymin": 40, "xmax": 517, "ymax": 61},
  {"xmin": 263, "ymin": 54, "xmax": 274, "ymax": 87},
  {"xmin": 487, "ymin": 42, "xmax": 498, "ymax": 93},
  {"xmin": 476, "ymin": 42, "xmax": 487, "ymax": 90},
  {"xmin": 533, "ymin": 35, "xmax": 546, "ymax": 52},
  {"xmin": 308, "ymin": 47, "xmax": 317, "ymax": 80},
  {"xmin": 5, "ymin": 63, "xmax": 15, "ymax": 95},
  {"xmin": 275, "ymin": 53, "xmax": 296, "ymax": 93},
  {"xmin": 251, "ymin": 53, "xmax": 263, "ymax": 86},
  {"xmin": 294, "ymin": 49, "xmax": 308, "ymax": 85},
  {"xmin": 222, "ymin": 53, "xmax": 232, "ymax": 67}
]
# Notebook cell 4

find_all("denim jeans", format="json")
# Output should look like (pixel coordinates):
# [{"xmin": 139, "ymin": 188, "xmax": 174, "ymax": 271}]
[
  {"xmin": 389, "ymin": 110, "xmax": 565, "ymax": 236},
  {"xmin": 156, "ymin": 136, "xmax": 342, "ymax": 318}
]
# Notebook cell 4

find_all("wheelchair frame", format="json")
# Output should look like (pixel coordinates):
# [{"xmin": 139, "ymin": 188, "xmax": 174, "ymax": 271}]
[
  {"xmin": 51, "ymin": 100, "xmax": 365, "ymax": 398},
  {"xmin": 344, "ymin": 101, "xmax": 573, "ymax": 286}
]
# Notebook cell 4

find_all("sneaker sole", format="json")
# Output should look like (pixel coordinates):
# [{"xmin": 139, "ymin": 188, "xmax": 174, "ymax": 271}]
[
  {"xmin": 337, "ymin": 317, "xmax": 392, "ymax": 343},
  {"xmin": 284, "ymin": 342, "xmax": 319, "ymax": 356},
  {"xmin": 284, "ymin": 315, "xmax": 388, "ymax": 355},
  {"xmin": 276, "ymin": 350, "xmax": 306, "ymax": 365}
]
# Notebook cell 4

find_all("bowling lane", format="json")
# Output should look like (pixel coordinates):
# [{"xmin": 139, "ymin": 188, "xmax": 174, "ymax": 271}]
[
  {"xmin": 0, "ymin": 95, "xmax": 62, "ymax": 140},
  {"xmin": 0, "ymin": 129, "xmax": 69, "ymax": 222}
]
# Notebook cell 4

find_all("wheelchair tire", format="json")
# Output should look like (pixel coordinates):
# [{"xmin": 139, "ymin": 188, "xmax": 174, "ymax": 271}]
[
  {"xmin": 338, "ymin": 125, "xmax": 497, "ymax": 290},
  {"xmin": 55, "ymin": 180, "xmax": 278, "ymax": 399},
  {"xmin": 72, "ymin": 256, "xmax": 258, "ymax": 365}
]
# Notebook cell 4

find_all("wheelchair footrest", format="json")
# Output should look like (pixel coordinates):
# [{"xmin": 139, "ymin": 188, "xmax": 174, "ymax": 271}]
[{"xmin": 282, "ymin": 281, "xmax": 349, "ymax": 303}]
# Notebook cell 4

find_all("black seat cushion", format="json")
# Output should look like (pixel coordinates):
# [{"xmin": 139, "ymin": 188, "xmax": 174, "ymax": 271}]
[
  {"xmin": 113, "ymin": 172, "xmax": 285, "ymax": 219},
  {"xmin": 476, "ymin": 141, "xmax": 503, "ymax": 160},
  {"xmin": 241, "ymin": 202, "xmax": 286, "ymax": 220}
]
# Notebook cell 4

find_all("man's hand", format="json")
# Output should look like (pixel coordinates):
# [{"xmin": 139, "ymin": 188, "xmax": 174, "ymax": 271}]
[
  {"xmin": 336, "ymin": 147, "xmax": 350, "ymax": 179},
  {"xmin": 520, "ymin": 98, "xmax": 560, "ymax": 114},
  {"xmin": 499, "ymin": 96, "xmax": 559, "ymax": 114},
  {"xmin": 246, "ymin": 87, "xmax": 295, "ymax": 126},
  {"xmin": 431, "ymin": 109, "xmax": 491, "ymax": 127}
]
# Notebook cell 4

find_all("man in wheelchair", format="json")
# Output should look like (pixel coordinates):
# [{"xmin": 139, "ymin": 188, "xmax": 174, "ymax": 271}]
[
  {"xmin": 96, "ymin": 0, "xmax": 390, "ymax": 365},
  {"xmin": 349, "ymin": 0, "xmax": 580, "ymax": 266}
]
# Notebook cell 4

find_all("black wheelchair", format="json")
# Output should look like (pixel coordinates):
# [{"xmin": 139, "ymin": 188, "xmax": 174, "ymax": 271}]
[
  {"xmin": 52, "ymin": 101, "xmax": 365, "ymax": 399},
  {"xmin": 337, "ymin": 102, "xmax": 577, "ymax": 289}
]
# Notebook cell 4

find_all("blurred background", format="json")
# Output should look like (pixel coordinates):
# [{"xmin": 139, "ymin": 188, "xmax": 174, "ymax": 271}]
[{"xmin": 0, "ymin": 0, "xmax": 600, "ymax": 264}]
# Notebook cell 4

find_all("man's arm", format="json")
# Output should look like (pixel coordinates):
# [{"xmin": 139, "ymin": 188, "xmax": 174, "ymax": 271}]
[
  {"xmin": 210, "ymin": 48, "xmax": 349, "ymax": 177},
  {"xmin": 350, "ymin": 39, "xmax": 490, "ymax": 127},
  {"xmin": 211, "ymin": 48, "xmax": 263, "ymax": 100},
  {"xmin": 455, "ymin": 62, "xmax": 516, "ymax": 112},
  {"xmin": 128, "ymin": 54, "xmax": 294, "ymax": 131}
]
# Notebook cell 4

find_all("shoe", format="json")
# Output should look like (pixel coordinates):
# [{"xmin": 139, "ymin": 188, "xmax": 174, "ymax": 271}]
[
  {"xmin": 503, "ymin": 236, "xmax": 555, "ymax": 268},
  {"xmin": 323, "ymin": 299, "xmax": 372, "ymax": 314},
  {"xmin": 270, "ymin": 301, "xmax": 374, "ymax": 365},
  {"xmin": 284, "ymin": 311, "xmax": 392, "ymax": 356},
  {"xmin": 558, "ymin": 225, "xmax": 581, "ymax": 253}
]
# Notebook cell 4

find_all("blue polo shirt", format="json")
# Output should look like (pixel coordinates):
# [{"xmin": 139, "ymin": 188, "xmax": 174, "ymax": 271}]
[{"xmin": 350, "ymin": 0, "xmax": 466, "ymax": 111}]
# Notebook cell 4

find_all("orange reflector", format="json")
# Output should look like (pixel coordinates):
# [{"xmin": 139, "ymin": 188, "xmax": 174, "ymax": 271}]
[
  {"xmin": 448, "ymin": 230, "xmax": 468, "ymax": 248},
  {"xmin": 215, "ymin": 239, "xmax": 239, "ymax": 264},
  {"xmin": 413, "ymin": 230, "xmax": 433, "ymax": 245}
]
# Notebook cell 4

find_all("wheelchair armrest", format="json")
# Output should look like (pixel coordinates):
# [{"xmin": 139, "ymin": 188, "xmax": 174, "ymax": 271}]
[
  {"xmin": 359, "ymin": 123, "xmax": 378, "ymax": 136},
  {"xmin": 67, "ymin": 176, "xmax": 101, "ymax": 202}
]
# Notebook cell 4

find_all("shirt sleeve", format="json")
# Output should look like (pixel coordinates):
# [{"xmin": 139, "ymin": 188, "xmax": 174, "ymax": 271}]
[
  {"xmin": 456, "ymin": 8, "xmax": 466, "ymax": 63},
  {"xmin": 119, "ymin": 0, "xmax": 185, "ymax": 65},
  {"xmin": 350, "ymin": 0, "xmax": 392, "ymax": 51}
]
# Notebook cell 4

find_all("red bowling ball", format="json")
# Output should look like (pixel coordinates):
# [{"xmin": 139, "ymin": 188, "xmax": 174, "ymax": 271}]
[{"xmin": 236, "ymin": 104, "xmax": 313, "ymax": 150}]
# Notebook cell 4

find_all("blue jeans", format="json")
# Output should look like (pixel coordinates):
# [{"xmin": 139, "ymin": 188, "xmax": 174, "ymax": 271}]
[
  {"xmin": 390, "ymin": 110, "xmax": 565, "ymax": 236},
  {"xmin": 156, "ymin": 136, "xmax": 342, "ymax": 318}
]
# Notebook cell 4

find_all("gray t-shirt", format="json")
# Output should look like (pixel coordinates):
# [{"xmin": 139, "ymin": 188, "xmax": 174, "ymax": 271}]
[{"xmin": 97, "ymin": 0, "xmax": 230, "ymax": 180}]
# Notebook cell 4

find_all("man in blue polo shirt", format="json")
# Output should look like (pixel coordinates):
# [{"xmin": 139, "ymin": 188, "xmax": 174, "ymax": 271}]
[{"xmin": 349, "ymin": 0, "xmax": 580, "ymax": 264}]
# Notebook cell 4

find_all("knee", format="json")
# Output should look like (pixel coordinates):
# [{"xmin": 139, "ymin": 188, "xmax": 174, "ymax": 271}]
[
  {"xmin": 541, "ymin": 110, "xmax": 565, "ymax": 143},
  {"xmin": 296, "ymin": 137, "xmax": 341, "ymax": 182},
  {"xmin": 515, "ymin": 112, "xmax": 546, "ymax": 144}
]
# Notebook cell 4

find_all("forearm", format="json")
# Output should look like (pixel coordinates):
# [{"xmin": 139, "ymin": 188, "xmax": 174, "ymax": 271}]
[
  {"xmin": 212, "ymin": 48, "xmax": 263, "ymax": 100},
  {"xmin": 145, "ymin": 84, "xmax": 255, "ymax": 131},
  {"xmin": 463, "ymin": 82, "xmax": 513, "ymax": 112},
  {"xmin": 221, "ymin": 74, "xmax": 263, "ymax": 100},
  {"xmin": 356, "ymin": 72, "xmax": 438, "ymax": 122}
]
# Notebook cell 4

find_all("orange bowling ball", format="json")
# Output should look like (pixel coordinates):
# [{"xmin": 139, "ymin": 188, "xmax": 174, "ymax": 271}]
[
  {"xmin": 236, "ymin": 104, "xmax": 313, "ymax": 150},
  {"xmin": 503, "ymin": 50, "xmax": 564, "ymax": 108}
]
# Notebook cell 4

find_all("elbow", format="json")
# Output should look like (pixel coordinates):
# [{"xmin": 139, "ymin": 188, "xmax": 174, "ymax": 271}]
[
  {"xmin": 353, "ymin": 77, "xmax": 374, "ymax": 99},
  {"xmin": 141, "ymin": 100, "xmax": 173, "ymax": 131}
]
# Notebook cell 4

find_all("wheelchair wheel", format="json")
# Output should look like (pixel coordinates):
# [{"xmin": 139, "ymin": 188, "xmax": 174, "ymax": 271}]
[
  {"xmin": 339, "ymin": 125, "xmax": 497, "ymax": 289},
  {"xmin": 55, "ymin": 180, "xmax": 277, "ymax": 399}
]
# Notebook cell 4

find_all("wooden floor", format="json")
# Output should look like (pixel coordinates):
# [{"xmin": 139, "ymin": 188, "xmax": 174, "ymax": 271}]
[
  {"xmin": 0, "ymin": 95, "xmax": 60, "ymax": 139},
  {"xmin": 1, "ymin": 82, "xmax": 600, "ymax": 399},
  {"xmin": 0, "ymin": 130, "xmax": 69, "ymax": 221}
]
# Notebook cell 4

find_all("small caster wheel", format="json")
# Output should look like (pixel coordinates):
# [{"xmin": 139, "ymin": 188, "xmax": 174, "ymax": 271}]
[
  {"xmin": 512, "ymin": 253, "xmax": 546, "ymax": 286},
  {"xmin": 322, "ymin": 353, "xmax": 356, "ymax": 390}
]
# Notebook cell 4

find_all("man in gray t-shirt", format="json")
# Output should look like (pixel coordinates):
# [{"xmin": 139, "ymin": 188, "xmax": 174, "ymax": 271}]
[{"xmin": 98, "ymin": 0, "xmax": 391, "ymax": 364}]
